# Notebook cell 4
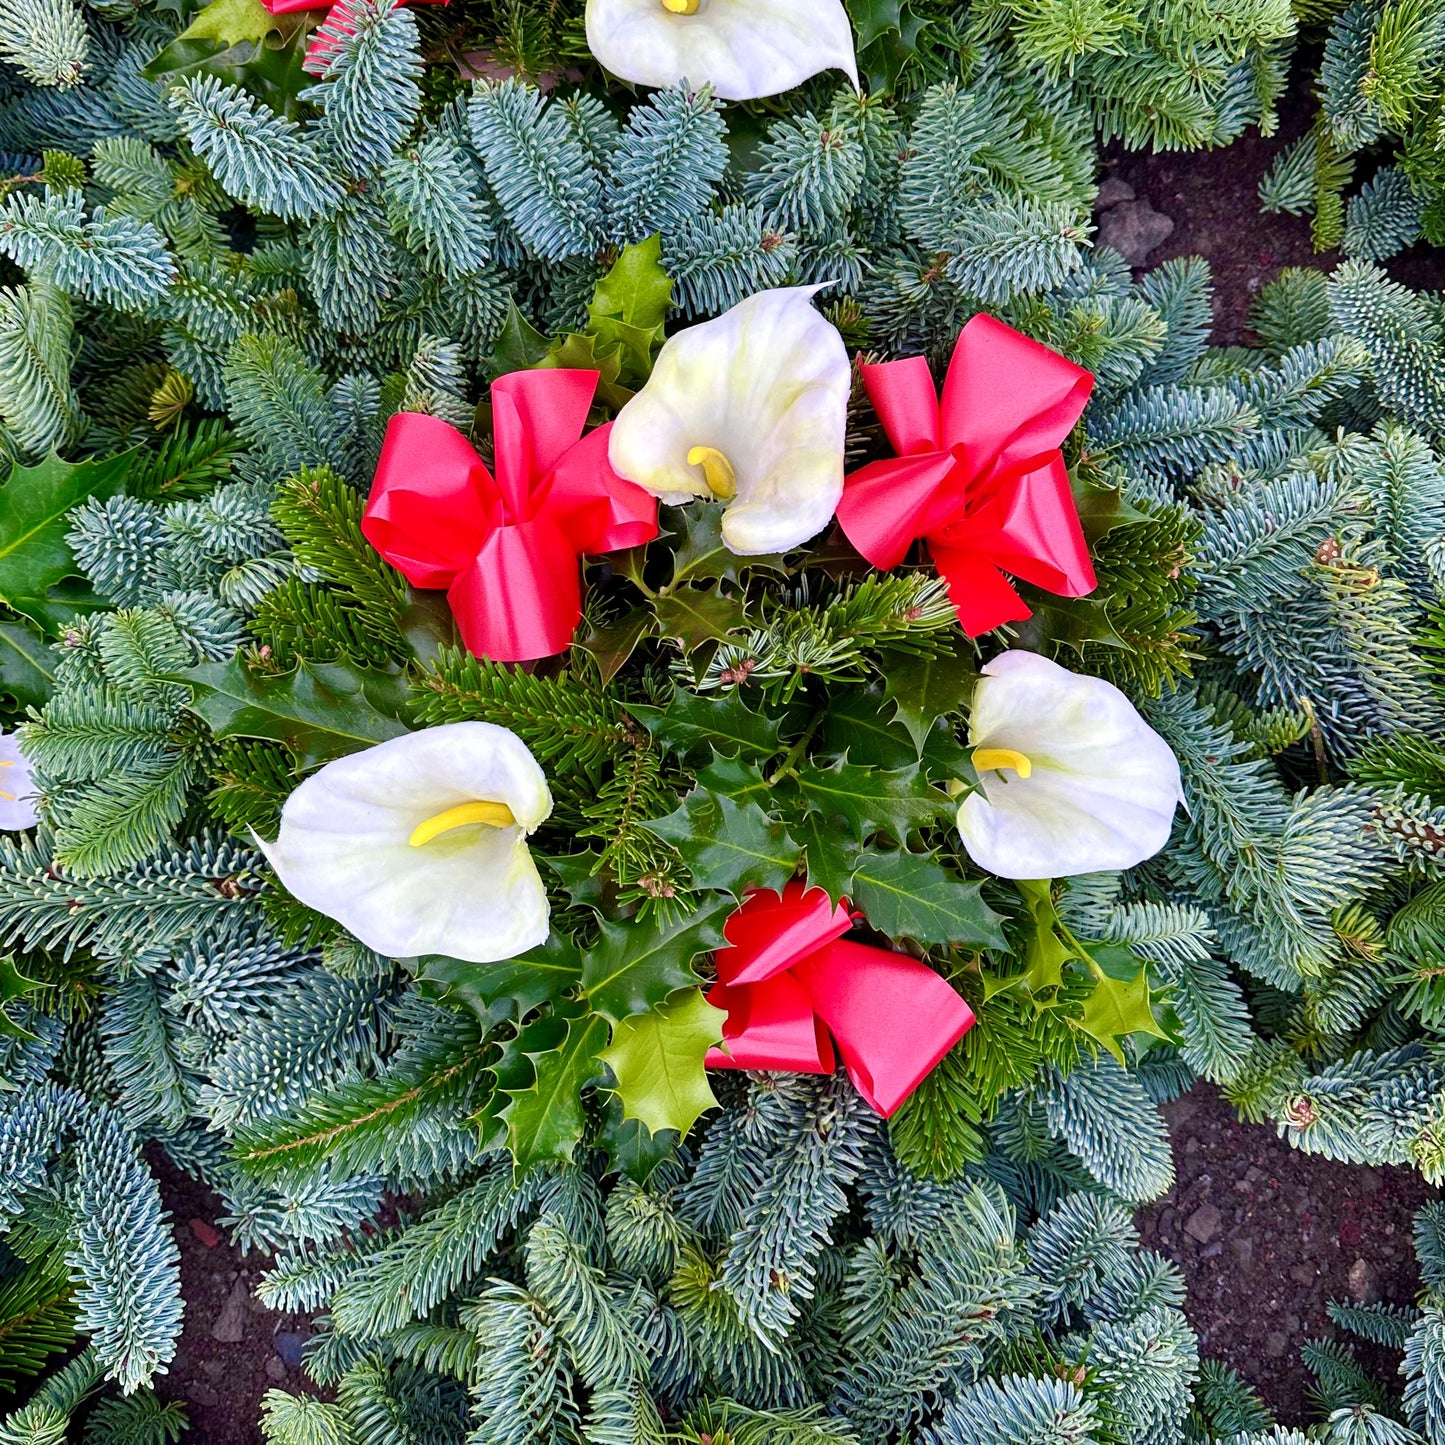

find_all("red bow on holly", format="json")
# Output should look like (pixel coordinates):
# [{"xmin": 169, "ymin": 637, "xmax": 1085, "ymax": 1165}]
[
  {"xmin": 705, "ymin": 882, "xmax": 975, "ymax": 1117},
  {"xmin": 836, "ymin": 314, "xmax": 1097, "ymax": 637},
  {"xmin": 361, "ymin": 370, "xmax": 659, "ymax": 663}
]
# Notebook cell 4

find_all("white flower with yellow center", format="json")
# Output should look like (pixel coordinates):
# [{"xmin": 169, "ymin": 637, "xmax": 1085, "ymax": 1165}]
[
  {"xmin": 256, "ymin": 722, "xmax": 553, "ymax": 963},
  {"xmin": 608, "ymin": 286, "xmax": 850, "ymax": 555},
  {"xmin": 584, "ymin": 0, "xmax": 857, "ymax": 101},
  {"xmin": 956, "ymin": 651, "xmax": 1184, "ymax": 880},
  {"xmin": 0, "ymin": 733, "xmax": 38, "ymax": 831}
]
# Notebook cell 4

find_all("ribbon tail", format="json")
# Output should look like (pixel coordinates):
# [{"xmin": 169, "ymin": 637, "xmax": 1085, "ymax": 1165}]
[
  {"xmin": 447, "ymin": 515, "xmax": 583, "ymax": 662},
  {"xmin": 989, "ymin": 456, "xmax": 1097, "ymax": 599},
  {"xmin": 930, "ymin": 543, "xmax": 1033, "ymax": 637},
  {"xmin": 717, "ymin": 883, "xmax": 854, "ymax": 986},
  {"xmin": 705, "ymin": 976, "xmax": 834, "ymax": 1074},
  {"xmin": 793, "ymin": 941, "xmax": 975, "ymax": 1117}
]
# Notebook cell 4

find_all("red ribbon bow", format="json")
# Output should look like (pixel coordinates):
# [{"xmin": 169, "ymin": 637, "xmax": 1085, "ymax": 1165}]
[
  {"xmin": 705, "ymin": 882, "xmax": 975, "ymax": 1117},
  {"xmin": 361, "ymin": 370, "xmax": 659, "ymax": 663},
  {"xmin": 836, "ymin": 314, "xmax": 1097, "ymax": 638}
]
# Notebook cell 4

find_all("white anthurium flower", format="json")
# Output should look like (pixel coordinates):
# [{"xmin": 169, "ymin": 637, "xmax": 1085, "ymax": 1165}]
[
  {"xmin": 256, "ymin": 722, "xmax": 553, "ymax": 963},
  {"xmin": 585, "ymin": 0, "xmax": 857, "ymax": 102},
  {"xmin": 609, "ymin": 286, "xmax": 851, "ymax": 555},
  {"xmin": 956, "ymin": 650, "xmax": 1184, "ymax": 880},
  {"xmin": 0, "ymin": 733, "xmax": 39, "ymax": 831}
]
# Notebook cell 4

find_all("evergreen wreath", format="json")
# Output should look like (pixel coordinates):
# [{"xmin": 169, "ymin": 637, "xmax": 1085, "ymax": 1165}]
[{"xmin": 2, "ymin": 0, "xmax": 1445, "ymax": 1440}]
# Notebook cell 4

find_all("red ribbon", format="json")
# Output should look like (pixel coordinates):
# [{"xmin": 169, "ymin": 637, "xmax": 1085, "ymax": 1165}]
[
  {"xmin": 836, "ymin": 314, "xmax": 1097, "ymax": 637},
  {"xmin": 361, "ymin": 371, "xmax": 659, "ymax": 663},
  {"xmin": 705, "ymin": 882, "xmax": 975, "ymax": 1117}
]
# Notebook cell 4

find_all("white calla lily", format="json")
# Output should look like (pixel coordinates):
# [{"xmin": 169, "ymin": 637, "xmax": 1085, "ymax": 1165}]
[
  {"xmin": 585, "ymin": 0, "xmax": 858, "ymax": 101},
  {"xmin": 609, "ymin": 286, "xmax": 850, "ymax": 554},
  {"xmin": 956, "ymin": 651, "xmax": 1183, "ymax": 880},
  {"xmin": 256, "ymin": 722, "xmax": 553, "ymax": 963},
  {"xmin": 0, "ymin": 733, "xmax": 38, "ymax": 831}
]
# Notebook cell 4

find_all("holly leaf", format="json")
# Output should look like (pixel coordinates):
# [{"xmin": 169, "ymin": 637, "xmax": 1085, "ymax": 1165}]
[
  {"xmin": 576, "ymin": 605, "xmax": 656, "ymax": 685},
  {"xmin": 498, "ymin": 1004, "xmax": 610, "ymax": 1170},
  {"xmin": 694, "ymin": 753, "xmax": 772, "ymax": 804},
  {"xmin": 586, "ymin": 234, "xmax": 672, "ymax": 385},
  {"xmin": 0, "ymin": 955, "xmax": 41, "ymax": 1042},
  {"xmin": 850, "ymin": 848, "xmax": 1008, "ymax": 949},
  {"xmin": 176, "ymin": 657, "xmax": 411, "ymax": 766},
  {"xmin": 794, "ymin": 809, "xmax": 862, "ymax": 902},
  {"xmin": 1074, "ymin": 959, "xmax": 1171, "ymax": 1066},
  {"xmin": 1075, "ymin": 478, "xmax": 1150, "ymax": 544},
  {"xmin": 598, "ymin": 987, "xmax": 725, "ymax": 1139},
  {"xmin": 1013, "ymin": 878, "xmax": 1071, "ymax": 997},
  {"xmin": 630, "ymin": 685, "xmax": 783, "ymax": 763},
  {"xmin": 596, "ymin": 1096, "xmax": 679, "ymax": 1182},
  {"xmin": 879, "ymin": 646, "xmax": 975, "ymax": 754},
  {"xmin": 0, "ymin": 453, "xmax": 131, "ymax": 634},
  {"xmin": 486, "ymin": 300, "xmax": 553, "ymax": 378},
  {"xmin": 668, "ymin": 507, "xmax": 788, "ymax": 588},
  {"xmin": 653, "ymin": 586, "xmax": 747, "ymax": 653},
  {"xmin": 1009, "ymin": 594, "xmax": 1126, "ymax": 658},
  {"xmin": 0, "ymin": 618, "xmax": 55, "ymax": 710},
  {"xmin": 644, "ymin": 789, "xmax": 802, "ymax": 897},
  {"xmin": 791, "ymin": 757, "xmax": 954, "ymax": 844},
  {"xmin": 580, "ymin": 894, "xmax": 732, "ymax": 1022},
  {"xmin": 818, "ymin": 688, "xmax": 919, "ymax": 770},
  {"xmin": 415, "ymin": 934, "xmax": 584, "ymax": 1024}
]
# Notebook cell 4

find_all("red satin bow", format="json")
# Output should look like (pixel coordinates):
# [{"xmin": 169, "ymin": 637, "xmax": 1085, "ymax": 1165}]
[
  {"xmin": 836, "ymin": 314, "xmax": 1097, "ymax": 637},
  {"xmin": 705, "ymin": 882, "xmax": 975, "ymax": 1117},
  {"xmin": 361, "ymin": 370, "xmax": 659, "ymax": 662}
]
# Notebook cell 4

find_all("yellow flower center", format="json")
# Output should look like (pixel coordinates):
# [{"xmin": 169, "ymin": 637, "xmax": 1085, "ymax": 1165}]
[
  {"xmin": 661, "ymin": 0, "xmax": 701, "ymax": 13},
  {"xmin": 409, "ymin": 800, "xmax": 517, "ymax": 847},
  {"xmin": 0, "ymin": 758, "xmax": 14, "ymax": 802},
  {"xmin": 687, "ymin": 445, "xmax": 737, "ymax": 500},
  {"xmin": 972, "ymin": 747, "xmax": 1032, "ymax": 779}
]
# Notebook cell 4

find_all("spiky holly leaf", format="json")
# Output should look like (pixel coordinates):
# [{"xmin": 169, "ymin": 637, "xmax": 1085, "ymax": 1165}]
[
  {"xmin": 693, "ymin": 753, "xmax": 771, "ymax": 804},
  {"xmin": 415, "ymin": 933, "xmax": 584, "ymax": 1023},
  {"xmin": 177, "ymin": 657, "xmax": 411, "ymax": 766},
  {"xmin": 791, "ymin": 758, "xmax": 954, "ymax": 844},
  {"xmin": 586, "ymin": 234, "xmax": 672, "ymax": 386},
  {"xmin": 0, "ymin": 619, "xmax": 54, "ymax": 710},
  {"xmin": 668, "ymin": 507, "xmax": 788, "ymax": 587},
  {"xmin": 487, "ymin": 300, "xmax": 553, "ymax": 377},
  {"xmin": 879, "ymin": 646, "xmax": 975, "ymax": 753},
  {"xmin": 599, "ymin": 988, "xmax": 726, "ymax": 1139},
  {"xmin": 0, "ymin": 955, "xmax": 41, "ymax": 1042},
  {"xmin": 1010, "ymin": 593, "xmax": 1126, "ymax": 658},
  {"xmin": 580, "ymin": 895, "xmax": 732, "ymax": 1022},
  {"xmin": 576, "ymin": 605, "xmax": 656, "ymax": 685},
  {"xmin": 850, "ymin": 848, "xmax": 1007, "ymax": 949},
  {"xmin": 596, "ymin": 1095, "xmax": 678, "ymax": 1182},
  {"xmin": 0, "ymin": 453, "xmax": 131, "ymax": 634},
  {"xmin": 818, "ymin": 688, "xmax": 919, "ymax": 769},
  {"xmin": 653, "ymin": 586, "xmax": 747, "ymax": 652},
  {"xmin": 644, "ymin": 789, "xmax": 802, "ymax": 897},
  {"xmin": 1074, "ymin": 951, "xmax": 1171, "ymax": 1065},
  {"xmin": 498, "ymin": 1004, "xmax": 610, "ymax": 1170},
  {"xmin": 794, "ymin": 809, "xmax": 862, "ymax": 902},
  {"xmin": 631, "ymin": 686, "xmax": 784, "ymax": 763}
]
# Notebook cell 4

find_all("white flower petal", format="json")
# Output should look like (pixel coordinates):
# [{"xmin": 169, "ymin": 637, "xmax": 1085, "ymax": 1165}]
[
  {"xmin": 258, "ymin": 722, "xmax": 553, "ymax": 963},
  {"xmin": 0, "ymin": 733, "xmax": 38, "ymax": 831},
  {"xmin": 585, "ymin": 0, "xmax": 858, "ymax": 101},
  {"xmin": 956, "ymin": 650, "xmax": 1182, "ymax": 879},
  {"xmin": 609, "ymin": 286, "xmax": 850, "ymax": 553}
]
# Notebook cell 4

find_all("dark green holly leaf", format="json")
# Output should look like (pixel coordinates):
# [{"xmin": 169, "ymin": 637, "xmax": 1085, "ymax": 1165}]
[
  {"xmin": 847, "ymin": 0, "xmax": 930, "ymax": 93},
  {"xmin": 1074, "ymin": 962, "xmax": 1171, "ymax": 1066},
  {"xmin": 630, "ymin": 685, "xmax": 783, "ymax": 763},
  {"xmin": 850, "ymin": 848, "xmax": 1007, "ymax": 949},
  {"xmin": 415, "ymin": 933, "xmax": 584, "ymax": 1023},
  {"xmin": 580, "ymin": 894, "xmax": 732, "ymax": 1022},
  {"xmin": 879, "ymin": 646, "xmax": 975, "ymax": 753},
  {"xmin": 576, "ymin": 605, "xmax": 656, "ymax": 684},
  {"xmin": 792, "ymin": 757, "xmax": 954, "ymax": 844},
  {"xmin": 0, "ymin": 955, "xmax": 41, "ymax": 1042},
  {"xmin": 499, "ymin": 1004, "xmax": 611, "ymax": 1170},
  {"xmin": 668, "ymin": 507, "xmax": 788, "ymax": 588},
  {"xmin": 794, "ymin": 809, "xmax": 862, "ymax": 902},
  {"xmin": 542, "ymin": 853, "xmax": 610, "ymax": 914},
  {"xmin": 0, "ymin": 453, "xmax": 131, "ymax": 634},
  {"xmin": 586, "ymin": 234, "xmax": 672, "ymax": 386},
  {"xmin": 596, "ymin": 1095, "xmax": 679, "ymax": 1182},
  {"xmin": 0, "ymin": 619, "xmax": 55, "ymax": 710},
  {"xmin": 645, "ymin": 789, "xmax": 802, "ymax": 898},
  {"xmin": 1074, "ymin": 477, "xmax": 1150, "ymax": 544},
  {"xmin": 1009, "ymin": 593, "xmax": 1126, "ymax": 658},
  {"xmin": 399, "ymin": 588, "xmax": 460, "ymax": 668},
  {"xmin": 694, "ymin": 753, "xmax": 772, "ymax": 804},
  {"xmin": 653, "ymin": 586, "xmax": 747, "ymax": 653},
  {"xmin": 817, "ymin": 688, "xmax": 919, "ymax": 770},
  {"xmin": 597, "ymin": 987, "xmax": 725, "ymax": 1138},
  {"xmin": 486, "ymin": 300, "xmax": 553, "ymax": 378},
  {"xmin": 176, "ymin": 657, "xmax": 411, "ymax": 767}
]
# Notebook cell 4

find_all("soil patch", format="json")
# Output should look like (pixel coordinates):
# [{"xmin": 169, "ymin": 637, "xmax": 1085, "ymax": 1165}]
[{"xmin": 1137, "ymin": 1083, "xmax": 1436, "ymax": 1424}]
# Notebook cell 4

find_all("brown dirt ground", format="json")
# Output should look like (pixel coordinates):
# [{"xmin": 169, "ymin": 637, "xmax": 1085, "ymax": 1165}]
[{"xmin": 1137, "ymin": 1085, "xmax": 1437, "ymax": 1425}]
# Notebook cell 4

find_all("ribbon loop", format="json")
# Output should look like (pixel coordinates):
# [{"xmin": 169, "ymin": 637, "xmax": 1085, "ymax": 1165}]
[
  {"xmin": 706, "ymin": 883, "xmax": 975, "ymax": 1117},
  {"xmin": 838, "ymin": 314, "xmax": 1097, "ymax": 638},
  {"xmin": 361, "ymin": 371, "xmax": 660, "ymax": 663}
]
